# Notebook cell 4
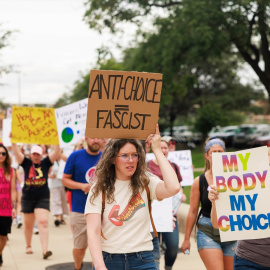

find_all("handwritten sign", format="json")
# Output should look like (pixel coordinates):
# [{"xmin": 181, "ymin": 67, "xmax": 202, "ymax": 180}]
[
  {"xmin": 146, "ymin": 150, "xmax": 194, "ymax": 186},
  {"xmin": 212, "ymin": 146, "xmax": 270, "ymax": 242},
  {"xmin": 85, "ymin": 70, "xmax": 163, "ymax": 139},
  {"xmin": 151, "ymin": 197, "xmax": 173, "ymax": 232},
  {"xmin": 55, "ymin": 98, "xmax": 88, "ymax": 147},
  {"xmin": 11, "ymin": 106, "xmax": 59, "ymax": 145}
]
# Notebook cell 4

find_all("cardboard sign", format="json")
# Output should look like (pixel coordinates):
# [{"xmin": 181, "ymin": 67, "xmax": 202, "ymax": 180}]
[
  {"xmin": 146, "ymin": 150, "xmax": 194, "ymax": 186},
  {"xmin": 85, "ymin": 70, "xmax": 162, "ymax": 139},
  {"xmin": 212, "ymin": 146, "xmax": 270, "ymax": 242},
  {"xmin": 55, "ymin": 98, "xmax": 88, "ymax": 147},
  {"xmin": 151, "ymin": 197, "xmax": 173, "ymax": 232},
  {"xmin": 11, "ymin": 106, "xmax": 59, "ymax": 145}
]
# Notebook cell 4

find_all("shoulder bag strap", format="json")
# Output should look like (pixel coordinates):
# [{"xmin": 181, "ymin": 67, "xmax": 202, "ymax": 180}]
[
  {"xmin": 101, "ymin": 190, "xmax": 107, "ymax": 240},
  {"xmin": 145, "ymin": 185, "xmax": 158, "ymax": 238}
]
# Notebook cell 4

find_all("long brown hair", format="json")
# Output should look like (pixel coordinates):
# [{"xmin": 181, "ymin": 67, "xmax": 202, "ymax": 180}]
[
  {"xmin": 0, "ymin": 145, "xmax": 12, "ymax": 178},
  {"xmin": 90, "ymin": 139, "xmax": 150, "ymax": 204}
]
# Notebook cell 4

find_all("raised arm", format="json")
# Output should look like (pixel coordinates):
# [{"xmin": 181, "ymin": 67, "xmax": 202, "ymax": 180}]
[
  {"xmin": 181, "ymin": 177, "xmax": 200, "ymax": 253},
  {"xmin": 48, "ymin": 144, "xmax": 60, "ymax": 163},
  {"xmin": 86, "ymin": 213, "xmax": 107, "ymax": 270},
  {"xmin": 147, "ymin": 124, "xmax": 180, "ymax": 200},
  {"xmin": 11, "ymin": 143, "xmax": 24, "ymax": 165}
]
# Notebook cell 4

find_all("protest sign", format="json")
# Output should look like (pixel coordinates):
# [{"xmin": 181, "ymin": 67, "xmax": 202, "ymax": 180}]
[
  {"xmin": 212, "ymin": 146, "xmax": 270, "ymax": 242},
  {"xmin": 55, "ymin": 98, "xmax": 88, "ymax": 147},
  {"xmin": 2, "ymin": 118, "xmax": 12, "ymax": 147},
  {"xmin": 11, "ymin": 106, "xmax": 59, "ymax": 145},
  {"xmin": 151, "ymin": 198, "xmax": 173, "ymax": 232},
  {"xmin": 85, "ymin": 70, "xmax": 163, "ymax": 139},
  {"xmin": 146, "ymin": 150, "xmax": 194, "ymax": 186}
]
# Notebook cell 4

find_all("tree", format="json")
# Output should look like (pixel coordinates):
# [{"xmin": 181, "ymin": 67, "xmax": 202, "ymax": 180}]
[
  {"xmin": 0, "ymin": 25, "xmax": 13, "ymax": 77},
  {"xmin": 83, "ymin": 0, "xmax": 270, "ymax": 100},
  {"xmin": 120, "ymin": 11, "xmax": 264, "ymax": 134}
]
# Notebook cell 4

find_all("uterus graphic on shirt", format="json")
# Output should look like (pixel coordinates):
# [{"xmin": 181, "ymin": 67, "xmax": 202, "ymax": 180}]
[
  {"xmin": 26, "ymin": 166, "xmax": 45, "ymax": 187},
  {"xmin": 108, "ymin": 193, "xmax": 145, "ymax": 226}
]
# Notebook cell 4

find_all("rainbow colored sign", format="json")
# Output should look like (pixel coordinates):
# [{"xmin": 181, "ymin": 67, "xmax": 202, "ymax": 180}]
[{"xmin": 212, "ymin": 146, "xmax": 270, "ymax": 242}]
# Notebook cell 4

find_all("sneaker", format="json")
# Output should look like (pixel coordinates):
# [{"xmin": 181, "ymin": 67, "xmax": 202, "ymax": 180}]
[
  {"xmin": 33, "ymin": 227, "xmax": 39, "ymax": 235},
  {"xmin": 13, "ymin": 218, "xmax": 18, "ymax": 226},
  {"xmin": 54, "ymin": 220, "xmax": 60, "ymax": 227},
  {"xmin": 17, "ymin": 219, "xmax": 23, "ymax": 229},
  {"xmin": 0, "ymin": 254, "xmax": 3, "ymax": 266}
]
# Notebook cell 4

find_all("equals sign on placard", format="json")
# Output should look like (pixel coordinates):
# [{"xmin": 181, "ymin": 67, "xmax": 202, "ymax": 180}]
[{"xmin": 115, "ymin": 105, "xmax": 129, "ymax": 111}]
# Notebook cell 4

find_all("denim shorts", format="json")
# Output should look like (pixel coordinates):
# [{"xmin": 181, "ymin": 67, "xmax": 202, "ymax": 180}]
[
  {"xmin": 197, "ymin": 216, "xmax": 237, "ymax": 257},
  {"xmin": 93, "ymin": 251, "xmax": 157, "ymax": 270}
]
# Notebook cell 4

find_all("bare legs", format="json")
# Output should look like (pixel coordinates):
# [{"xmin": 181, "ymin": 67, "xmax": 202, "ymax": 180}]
[
  {"xmin": 199, "ymin": 249, "xmax": 234, "ymax": 270},
  {"xmin": 73, "ymin": 247, "xmax": 87, "ymax": 270},
  {"xmin": 24, "ymin": 208, "xmax": 51, "ymax": 256},
  {"xmin": 24, "ymin": 213, "xmax": 35, "ymax": 252}
]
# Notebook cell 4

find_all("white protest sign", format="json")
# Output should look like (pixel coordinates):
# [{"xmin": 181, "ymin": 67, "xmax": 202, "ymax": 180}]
[
  {"xmin": 151, "ymin": 197, "xmax": 173, "ymax": 232},
  {"xmin": 2, "ymin": 118, "xmax": 12, "ymax": 147},
  {"xmin": 55, "ymin": 98, "xmax": 88, "ymax": 147},
  {"xmin": 57, "ymin": 146, "xmax": 74, "ymax": 180},
  {"xmin": 146, "ymin": 150, "xmax": 194, "ymax": 186},
  {"xmin": 213, "ymin": 146, "xmax": 270, "ymax": 242}
]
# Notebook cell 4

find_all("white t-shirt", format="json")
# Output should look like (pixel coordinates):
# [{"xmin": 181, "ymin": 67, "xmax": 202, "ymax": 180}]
[{"xmin": 84, "ymin": 175, "xmax": 161, "ymax": 254}]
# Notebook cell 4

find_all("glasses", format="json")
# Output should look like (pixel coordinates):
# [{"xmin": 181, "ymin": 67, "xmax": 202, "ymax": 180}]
[
  {"xmin": 0, "ymin": 152, "xmax": 6, "ymax": 156},
  {"xmin": 116, "ymin": 153, "xmax": 139, "ymax": 162},
  {"xmin": 169, "ymin": 141, "xmax": 176, "ymax": 146}
]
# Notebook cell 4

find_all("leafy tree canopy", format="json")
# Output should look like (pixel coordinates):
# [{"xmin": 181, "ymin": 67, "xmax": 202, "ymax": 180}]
[{"xmin": 84, "ymin": 0, "xmax": 270, "ymax": 100}]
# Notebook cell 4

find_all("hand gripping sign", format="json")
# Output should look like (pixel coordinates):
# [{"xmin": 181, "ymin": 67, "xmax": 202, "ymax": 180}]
[{"xmin": 85, "ymin": 70, "xmax": 163, "ymax": 140}]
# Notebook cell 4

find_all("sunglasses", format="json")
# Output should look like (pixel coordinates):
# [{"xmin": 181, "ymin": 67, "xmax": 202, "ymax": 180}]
[{"xmin": 0, "ymin": 152, "xmax": 7, "ymax": 156}]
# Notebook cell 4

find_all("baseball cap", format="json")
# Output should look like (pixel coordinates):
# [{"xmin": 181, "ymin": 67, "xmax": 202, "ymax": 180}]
[{"xmin": 30, "ymin": 145, "xmax": 43, "ymax": 155}]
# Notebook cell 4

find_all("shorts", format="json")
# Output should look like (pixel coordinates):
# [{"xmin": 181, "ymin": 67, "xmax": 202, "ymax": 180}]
[
  {"xmin": 21, "ymin": 195, "xmax": 50, "ymax": 213},
  {"xmin": 197, "ymin": 216, "xmax": 237, "ymax": 257},
  {"xmin": 0, "ymin": 216, "xmax": 12, "ymax": 236},
  {"xmin": 70, "ymin": 212, "xmax": 87, "ymax": 249}
]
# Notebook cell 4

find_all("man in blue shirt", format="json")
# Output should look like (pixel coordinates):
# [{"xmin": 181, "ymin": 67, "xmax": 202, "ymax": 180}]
[{"xmin": 62, "ymin": 138, "xmax": 102, "ymax": 270}]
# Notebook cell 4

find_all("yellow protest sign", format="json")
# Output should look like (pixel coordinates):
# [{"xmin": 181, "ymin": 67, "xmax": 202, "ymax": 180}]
[{"xmin": 11, "ymin": 106, "xmax": 59, "ymax": 145}]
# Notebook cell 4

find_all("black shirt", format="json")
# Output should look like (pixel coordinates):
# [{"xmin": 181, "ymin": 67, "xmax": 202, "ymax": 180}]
[{"xmin": 21, "ymin": 156, "xmax": 53, "ymax": 198}]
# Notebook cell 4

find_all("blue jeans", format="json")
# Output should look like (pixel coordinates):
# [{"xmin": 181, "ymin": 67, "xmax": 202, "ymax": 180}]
[
  {"xmin": 234, "ymin": 255, "xmax": 270, "ymax": 270},
  {"xmin": 152, "ymin": 236, "xmax": 160, "ymax": 270},
  {"xmin": 93, "ymin": 251, "xmax": 157, "ymax": 270},
  {"xmin": 161, "ymin": 218, "xmax": 179, "ymax": 267}
]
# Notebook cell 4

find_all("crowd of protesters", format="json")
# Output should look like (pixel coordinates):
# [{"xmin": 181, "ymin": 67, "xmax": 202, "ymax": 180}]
[{"xmin": 0, "ymin": 129, "xmax": 269, "ymax": 270}]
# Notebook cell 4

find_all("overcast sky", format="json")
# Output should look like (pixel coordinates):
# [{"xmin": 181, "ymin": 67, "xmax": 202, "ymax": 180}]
[{"xmin": 0, "ymin": 0, "xmax": 129, "ymax": 105}]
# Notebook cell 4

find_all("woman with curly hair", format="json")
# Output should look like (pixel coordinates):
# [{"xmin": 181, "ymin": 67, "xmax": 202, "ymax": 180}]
[
  {"xmin": 85, "ymin": 124, "xmax": 180, "ymax": 270},
  {"xmin": 0, "ymin": 144, "xmax": 16, "ymax": 267}
]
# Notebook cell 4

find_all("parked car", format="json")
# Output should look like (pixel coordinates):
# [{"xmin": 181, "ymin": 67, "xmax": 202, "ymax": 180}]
[
  {"xmin": 232, "ymin": 124, "xmax": 257, "ymax": 148},
  {"xmin": 252, "ymin": 130, "xmax": 270, "ymax": 147},
  {"xmin": 162, "ymin": 125, "xmax": 202, "ymax": 144},
  {"xmin": 216, "ymin": 126, "xmax": 239, "ymax": 147},
  {"xmin": 246, "ymin": 124, "xmax": 270, "ymax": 147},
  {"xmin": 232, "ymin": 124, "xmax": 270, "ymax": 148}
]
